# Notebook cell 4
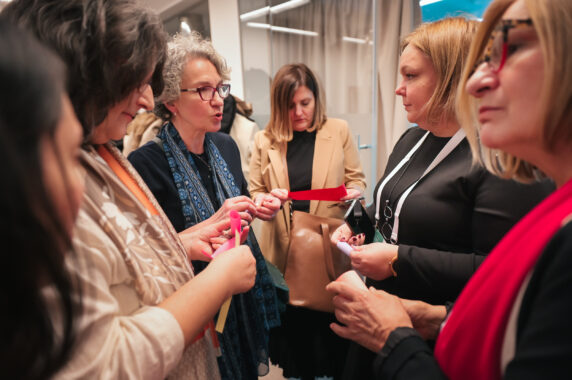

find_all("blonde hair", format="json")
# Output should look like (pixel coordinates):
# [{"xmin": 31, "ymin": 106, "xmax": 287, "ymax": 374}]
[
  {"xmin": 401, "ymin": 17, "xmax": 479, "ymax": 126},
  {"xmin": 265, "ymin": 63, "xmax": 326, "ymax": 144},
  {"xmin": 457, "ymin": 0, "xmax": 572, "ymax": 182}
]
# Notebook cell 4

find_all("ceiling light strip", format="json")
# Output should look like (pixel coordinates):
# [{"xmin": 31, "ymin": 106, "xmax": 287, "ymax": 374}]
[
  {"xmin": 246, "ymin": 22, "xmax": 318, "ymax": 37},
  {"xmin": 240, "ymin": 0, "xmax": 311, "ymax": 22},
  {"xmin": 419, "ymin": 0, "xmax": 442, "ymax": 6}
]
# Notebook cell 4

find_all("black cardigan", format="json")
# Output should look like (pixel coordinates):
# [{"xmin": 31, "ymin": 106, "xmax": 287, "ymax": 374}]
[{"xmin": 367, "ymin": 127, "xmax": 553, "ymax": 305}]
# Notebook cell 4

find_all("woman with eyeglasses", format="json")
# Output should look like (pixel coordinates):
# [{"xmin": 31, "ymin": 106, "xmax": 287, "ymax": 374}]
[
  {"xmin": 327, "ymin": 0, "xmax": 572, "ymax": 378},
  {"xmin": 332, "ymin": 17, "xmax": 552, "ymax": 306},
  {"xmin": 330, "ymin": 16, "xmax": 553, "ymax": 379},
  {"xmin": 2, "ymin": 0, "xmax": 261, "ymax": 378},
  {"xmin": 128, "ymin": 32, "xmax": 281, "ymax": 380}
]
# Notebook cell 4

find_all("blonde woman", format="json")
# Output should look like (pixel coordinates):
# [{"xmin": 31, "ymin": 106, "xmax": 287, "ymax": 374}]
[
  {"xmin": 328, "ymin": 1, "xmax": 572, "ymax": 378},
  {"xmin": 330, "ymin": 17, "xmax": 552, "ymax": 379}
]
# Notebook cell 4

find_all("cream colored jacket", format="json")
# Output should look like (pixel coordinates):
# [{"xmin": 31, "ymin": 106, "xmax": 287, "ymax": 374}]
[{"xmin": 249, "ymin": 118, "xmax": 366, "ymax": 273}]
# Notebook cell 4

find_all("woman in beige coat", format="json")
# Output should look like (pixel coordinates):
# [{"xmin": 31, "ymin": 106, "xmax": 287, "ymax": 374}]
[{"xmin": 249, "ymin": 63, "xmax": 365, "ymax": 379}]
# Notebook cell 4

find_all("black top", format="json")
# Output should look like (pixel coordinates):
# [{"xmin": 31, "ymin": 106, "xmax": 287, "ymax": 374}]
[
  {"xmin": 189, "ymin": 151, "xmax": 219, "ymax": 209},
  {"xmin": 342, "ymin": 127, "xmax": 553, "ymax": 380},
  {"xmin": 374, "ymin": 221, "xmax": 572, "ymax": 379},
  {"xmin": 287, "ymin": 130, "xmax": 316, "ymax": 213},
  {"xmin": 368, "ymin": 127, "xmax": 553, "ymax": 304},
  {"xmin": 128, "ymin": 132, "xmax": 249, "ymax": 232}
]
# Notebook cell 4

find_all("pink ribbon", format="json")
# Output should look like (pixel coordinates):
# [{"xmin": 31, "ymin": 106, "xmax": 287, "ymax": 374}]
[
  {"xmin": 211, "ymin": 210, "xmax": 246, "ymax": 258},
  {"xmin": 288, "ymin": 184, "xmax": 347, "ymax": 201}
]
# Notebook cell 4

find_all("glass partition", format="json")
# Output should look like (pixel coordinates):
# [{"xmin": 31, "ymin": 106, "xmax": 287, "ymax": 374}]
[{"xmin": 238, "ymin": 0, "xmax": 377, "ymax": 199}]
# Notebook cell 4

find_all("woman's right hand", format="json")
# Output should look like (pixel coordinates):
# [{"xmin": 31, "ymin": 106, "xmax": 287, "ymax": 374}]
[
  {"xmin": 210, "ymin": 195, "xmax": 257, "ymax": 227},
  {"xmin": 210, "ymin": 245, "xmax": 256, "ymax": 296}
]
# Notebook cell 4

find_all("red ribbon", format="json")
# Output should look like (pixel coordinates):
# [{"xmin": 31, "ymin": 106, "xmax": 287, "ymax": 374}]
[{"xmin": 288, "ymin": 184, "xmax": 347, "ymax": 201}]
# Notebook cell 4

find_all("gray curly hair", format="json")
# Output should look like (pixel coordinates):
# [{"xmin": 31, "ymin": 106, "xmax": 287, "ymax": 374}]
[{"xmin": 155, "ymin": 31, "xmax": 230, "ymax": 120}]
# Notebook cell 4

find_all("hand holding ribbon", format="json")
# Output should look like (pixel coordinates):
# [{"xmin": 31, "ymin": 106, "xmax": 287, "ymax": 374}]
[{"xmin": 215, "ymin": 210, "xmax": 242, "ymax": 332}]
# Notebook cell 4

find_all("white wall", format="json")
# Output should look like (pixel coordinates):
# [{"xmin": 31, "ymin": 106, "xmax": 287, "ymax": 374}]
[{"xmin": 208, "ymin": 0, "xmax": 244, "ymax": 99}]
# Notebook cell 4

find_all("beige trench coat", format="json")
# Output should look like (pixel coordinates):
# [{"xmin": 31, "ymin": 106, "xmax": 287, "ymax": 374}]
[{"xmin": 249, "ymin": 118, "xmax": 366, "ymax": 273}]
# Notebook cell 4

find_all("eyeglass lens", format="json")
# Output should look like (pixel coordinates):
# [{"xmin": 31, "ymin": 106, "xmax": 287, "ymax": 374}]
[
  {"xmin": 487, "ymin": 28, "xmax": 507, "ymax": 71},
  {"xmin": 482, "ymin": 19, "xmax": 533, "ymax": 73},
  {"xmin": 198, "ymin": 84, "xmax": 231, "ymax": 101}
]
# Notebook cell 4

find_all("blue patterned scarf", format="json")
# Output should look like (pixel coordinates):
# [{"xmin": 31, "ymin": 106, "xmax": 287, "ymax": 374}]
[{"xmin": 159, "ymin": 122, "xmax": 280, "ymax": 379}]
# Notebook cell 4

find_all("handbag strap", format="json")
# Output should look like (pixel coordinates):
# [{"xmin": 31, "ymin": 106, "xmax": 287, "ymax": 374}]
[{"xmin": 321, "ymin": 223, "xmax": 336, "ymax": 281}]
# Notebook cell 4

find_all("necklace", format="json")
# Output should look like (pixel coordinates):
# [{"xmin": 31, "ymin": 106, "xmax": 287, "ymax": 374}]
[
  {"xmin": 380, "ymin": 152, "xmax": 416, "ymax": 241},
  {"xmin": 190, "ymin": 151, "xmax": 212, "ymax": 172},
  {"xmin": 375, "ymin": 128, "xmax": 465, "ymax": 244}
]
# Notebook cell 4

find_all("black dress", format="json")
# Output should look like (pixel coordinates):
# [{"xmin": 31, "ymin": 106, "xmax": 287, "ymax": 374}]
[
  {"xmin": 343, "ymin": 127, "xmax": 554, "ymax": 379},
  {"xmin": 268, "ymin": 130, "xmax": 350, "ymax": 379}
]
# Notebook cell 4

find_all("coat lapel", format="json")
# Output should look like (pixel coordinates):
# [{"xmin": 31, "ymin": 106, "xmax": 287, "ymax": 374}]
[
  {"xmin": 268, "ymin": 145, "xmax": 291, "ymax": 232},
  {"xmin": 310, "ymin": 127, "xmax": 335, "ymax": 214},
  {"xmin": 268, "ymin": 147, "xmax": 289, "ymax": 190}
]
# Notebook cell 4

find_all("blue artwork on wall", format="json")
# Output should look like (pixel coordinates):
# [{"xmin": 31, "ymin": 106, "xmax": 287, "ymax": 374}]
[{"xmin": 420, "ymin": 0, "xmax": 492, "ymax": 22}]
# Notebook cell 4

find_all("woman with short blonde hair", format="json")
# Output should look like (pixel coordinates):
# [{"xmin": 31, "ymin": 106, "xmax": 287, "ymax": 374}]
[
  {"xmin": 328, "ymin": 1, "xmax": 572, "ymax": 378},
  {"xmin": 330, "ymin": 16, "xmax": 553, "ymax": 379}
]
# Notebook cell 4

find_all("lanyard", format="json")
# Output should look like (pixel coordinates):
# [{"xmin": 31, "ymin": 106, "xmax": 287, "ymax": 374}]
[{"xmin": 375, "ymin": 128, "xmax": 466, "ymax": 243}]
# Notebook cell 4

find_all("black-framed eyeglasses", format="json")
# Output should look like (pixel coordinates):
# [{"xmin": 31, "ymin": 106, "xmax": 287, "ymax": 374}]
[
  {"xmin": 473, "ymin": 18, "xmax": 533, "ymax": 74},
  {"xmin": 180, "ymin": 84, "xmax": 231, "ymax": 101}
]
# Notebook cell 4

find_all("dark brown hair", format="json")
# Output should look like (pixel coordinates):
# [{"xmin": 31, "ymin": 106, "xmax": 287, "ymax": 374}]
[
  {"xmin": 265, "ymin": 63, "xmax": 327, "ymax": 144},
  {"xmin": 2, "ymin": 0, "xmax": 167, "ymax": 143},
  {"xmin": 0, "ymin": 19, "xmax": 80, "ymax": 379}
]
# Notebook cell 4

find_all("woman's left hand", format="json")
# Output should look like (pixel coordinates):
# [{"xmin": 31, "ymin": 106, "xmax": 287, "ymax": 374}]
[
  {"xmin": 208, "ymin": 226, "xmax": 249, "ymax": 252},
  {"xmin": 326, "ymin": 281, "xmax": 413, "ymax": 352},
  {"xmin": 350, "ymin": 242, "xmax": 399, "ymax": 280},
  {"xmin": 341, "ymin": 188, "xmax": 362, "ymax": 201},
  {"xmin": 179, "ymin": 218, "xmax": 230, "ymax": 261},
  {"xmin": 254, "ymin": 193, "xmax": 282, "ymax": 221}
]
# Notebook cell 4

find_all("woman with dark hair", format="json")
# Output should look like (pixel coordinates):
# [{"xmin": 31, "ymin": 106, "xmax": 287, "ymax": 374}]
[
  {"xmin": 248, "ymin": 62, "xmax": 366, "ymax": 379},
  {"xmin": 2, "ymin": 0, "xmax": 256, "ymax": 378},
  {"xmin": 0, "ymin": 20, "xmax": 84, "ymax": 379}
]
